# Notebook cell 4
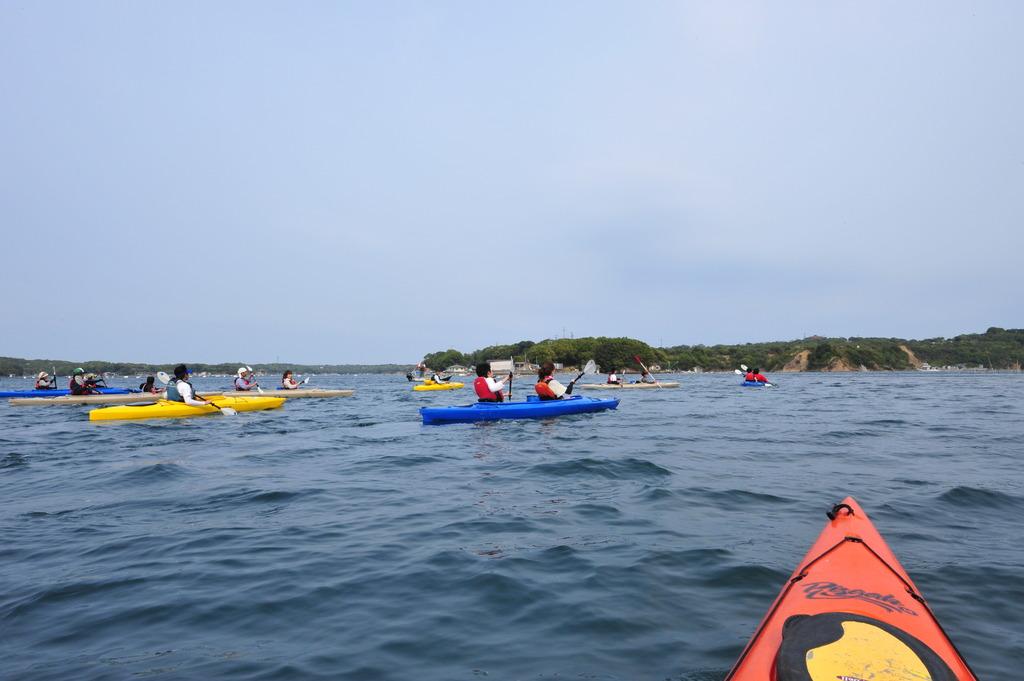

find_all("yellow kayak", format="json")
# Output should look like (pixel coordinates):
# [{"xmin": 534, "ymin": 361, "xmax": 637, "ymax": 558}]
[
  {"xmin": 413, "ymin": 381, "xmax": 465, "ymax": 392},
  {"xmin": 89, "ymin": 396, "xmax": 285, "ymax": 421}
]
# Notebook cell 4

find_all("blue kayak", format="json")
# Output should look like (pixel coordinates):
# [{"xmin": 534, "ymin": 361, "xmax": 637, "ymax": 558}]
[
  {"xmin": 741, "ymin": 380, "xmax": 768, "ymax": 388},
  {"xmin": 421, "ymin": 395, "xmax": 619, "ymax": 424},
  {"xmin": 0, "ymin": 387, "xmax": 138, "ymax": 398}
]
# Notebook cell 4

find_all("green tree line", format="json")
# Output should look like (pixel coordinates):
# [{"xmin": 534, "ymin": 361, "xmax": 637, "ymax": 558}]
[{"xmin": 422, "ymin": 328, "xmax": 1024, "ymax": 372}]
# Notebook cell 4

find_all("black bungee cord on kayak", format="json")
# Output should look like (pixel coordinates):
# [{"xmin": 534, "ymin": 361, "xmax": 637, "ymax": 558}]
[{"xmin": 826, "ymin": 502, "xmax": 855, "ymax": 520}]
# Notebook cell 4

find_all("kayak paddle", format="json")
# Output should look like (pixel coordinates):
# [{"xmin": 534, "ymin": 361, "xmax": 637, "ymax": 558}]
[
  {"xmin": 507, "ymin": 355, "xmax": 514, "ymax": 400},
  {"xmin": 566, "ymin": 359, "xmax": 598, "ymax": 393},
  {"xmin": 245, "ymin": 365, "xmax": 264, "ymax": 394},
  {"xmin": 203, "ymin": 399, "xmax": 237, "ymax": 416},
  {"xmin": 633, "ymin": 355, "xmax": 662, "ymax": 388}
]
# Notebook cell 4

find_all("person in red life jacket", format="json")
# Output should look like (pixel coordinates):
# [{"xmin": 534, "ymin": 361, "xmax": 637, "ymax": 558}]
[
  {"xmin": 35, "ymin": 371, "xmax": 56, "ymax": 390},
  {"xmin": 281, "ymin": 370, "xmax": 301, "ymax": 390},
  {"xmin": 535, "ymin": 361, "xmax": 579, "ymax": 401},
  {"xmin": 69, "ymin": 368, "xmax": 99, "ymax": 396},
  {"xmin": 606, "ymin": 369, "xmax": 622, "ymax": 385},
  {"xmin": 744, "ymin": 367, "xmax": 769, "ymax": 383},
  {"xmin": 473, "ymin": 362, "xmax": 511, "ymax": 402}
]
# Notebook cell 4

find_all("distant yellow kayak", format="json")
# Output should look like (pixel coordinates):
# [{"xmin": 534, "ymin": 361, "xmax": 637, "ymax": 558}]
[
  {"xmin": 413, "ymin": 381, "xmax": 465, "ymax": 392},
  {"xmin": 89, "ymin": 396, "xmax": 285, "ymax": 421}
]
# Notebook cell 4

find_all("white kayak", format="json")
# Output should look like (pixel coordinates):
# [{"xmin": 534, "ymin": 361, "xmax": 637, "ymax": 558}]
[
  {"xmin": 11, "ymin": 388, "xmax": 354, "ymax": 406},
  {"xmin": 265, "ymin": 389, "xmax": 355, "ymax": 399},
  {"xmin": 577, "ymin": 382, "xmax": 680, "ymax": 390},
  {"xmin": 10, "ymin": 393, "xmax": 163, "ymax": 406}
]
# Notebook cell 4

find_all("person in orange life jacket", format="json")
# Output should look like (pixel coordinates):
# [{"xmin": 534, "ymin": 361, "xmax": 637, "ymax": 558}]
[
  {"xmin": 281, "ymin": 370, "xmax": 301, "ymax": 390},
  {"xmin": 745, "ymin": 367, "xmax": 769, "ymax": 383},
  {"xmin": 234, "ymin": 367, "xmax": 258, "ymax": 391},
  {"xmin": 606, "ymin": 369, "xmax": 622, "ymax": 385},
  {"xmin": 35, "ymin": 371, "xmax": 56, "ymax": 390},
  {"xmin": 69, "ymin": 368, "xmax": 99, "ymax": 396},
  {"xmin": 138, "ymin": 376, "xmax": 164, "ymax": 394},
  {"xmin": 535, "ymin": 361, "xmax": 578, "ymax": 401},
  {"xmin": 165, "ymin": 364, "xmax": 209, "ymax": 406},
  {"xmin": 473, "ymin": 362, "xmax": 511, "ymax": 402}
]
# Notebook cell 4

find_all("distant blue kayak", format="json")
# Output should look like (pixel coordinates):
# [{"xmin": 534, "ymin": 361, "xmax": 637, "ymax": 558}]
[
  {"xmin": 421, "ymin": 395, "xmax": 619, "ymax": 424},
  {"xmin": 741, "ymin": 380, "xmax": 769, "ymax": 388},
  {"xmin": 0, "ymin": 387, "xmax": 137, "ymax": 398}
]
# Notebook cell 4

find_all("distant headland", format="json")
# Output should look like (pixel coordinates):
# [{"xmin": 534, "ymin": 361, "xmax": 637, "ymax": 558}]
[
  {"xmin": 2, "ymin": 328, "xmax": 1021, "ymax": 377},
  {"xmin": 420, "ymin": 327, "xmax": 1023, "ymax": 373}
]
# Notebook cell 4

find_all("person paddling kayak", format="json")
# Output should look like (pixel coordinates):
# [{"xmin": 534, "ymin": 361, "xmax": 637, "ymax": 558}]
[
  {"xmin": 636, "ymin": 369, "xmax": 656, "ymax": 384},
  {"xmin": 473, "ymin": 362, "xmax": 511, "ymax": 402},
  {"xmin": 234, "ymin": 367, "xmax": 259, "ymax": 391},
  {"xmin": 429, "ymin": 371, "xmax": 450, "ymax": 384},
  {"xmin": 281, "ymin": 370, "xmax": 301, "ymax": 390},
  {"xmin": 166, "ymin": 364, "xmax": 209, "ymax": 406},
  {"xmin": 69, "ymin": 368, "xmax": 100, "ymax": 396},
  {"xmin": 606, "ymin": 369, "xmax": 622, "ymax": 385},
  {"xmin": 744, "ymin": 367, "xmax": 769, "ymax": 383},
  {"xmin": 139, "ymin": 376, "xmax": 164, "ymax": 394},
  {"xmin": 35, "ymin": 371, "xmax": 56, "ymax": 390},
  {"xmin": 535, "ymin": 361, "xmax": 578, "ymax": 401}
]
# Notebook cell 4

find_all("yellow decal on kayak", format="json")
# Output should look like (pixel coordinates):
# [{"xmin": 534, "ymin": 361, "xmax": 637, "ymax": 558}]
[{"xmin": 805, "ymin": 621, "xmax": 931, "ymax": 680}]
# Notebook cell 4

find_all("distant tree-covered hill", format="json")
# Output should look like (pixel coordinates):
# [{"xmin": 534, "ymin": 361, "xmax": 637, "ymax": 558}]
[{"xmin": 422, "ymin": 328, "xmax": 1024, "ymax": 372}]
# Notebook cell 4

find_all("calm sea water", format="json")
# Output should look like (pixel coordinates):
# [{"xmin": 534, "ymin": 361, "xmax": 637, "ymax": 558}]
[{"xmin": 1, "ymin": 372, "xmax": 1021, "ymax": 679}]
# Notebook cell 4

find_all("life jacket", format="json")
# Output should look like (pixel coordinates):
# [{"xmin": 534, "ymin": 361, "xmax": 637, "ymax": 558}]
[
  {"xmin": 234, "ymin": 376, "xmax": 253, "ymax": 391},
  {"xmin": 166, "ymin": 378, "xmax": 187, "ymax": 402},
  {"xmin": 745, "ymin": 372, "xmax": 756, "ymax": 382},
  {"xmin": 754, "ymin": 373, "xmax": 768, "ymax": 383},
  {"xmin": 69, "ymin": 376, "xmax": 92, "ymax": 395},
  {"xmin": 474, "ymin": 376, "xmax": 503, "ymax": 402},
  {"xmin": 535, "ymin": 376, "xmax": 559, "ymax": 400}
]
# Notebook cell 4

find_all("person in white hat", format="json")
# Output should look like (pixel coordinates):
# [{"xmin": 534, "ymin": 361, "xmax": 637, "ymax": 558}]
[
  {"xmin": 233, "ymin": 366, "xmax": 259, "ymax": 391},
  {"xmin": 35, "ymin": 371, "xmax": 55, "ymax": 390}
]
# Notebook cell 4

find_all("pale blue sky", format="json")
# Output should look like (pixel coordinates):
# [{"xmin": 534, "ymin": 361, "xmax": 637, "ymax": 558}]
[{"xmin": 2, "ymin": 2, "xmax": 1021, "ymax": 363}]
